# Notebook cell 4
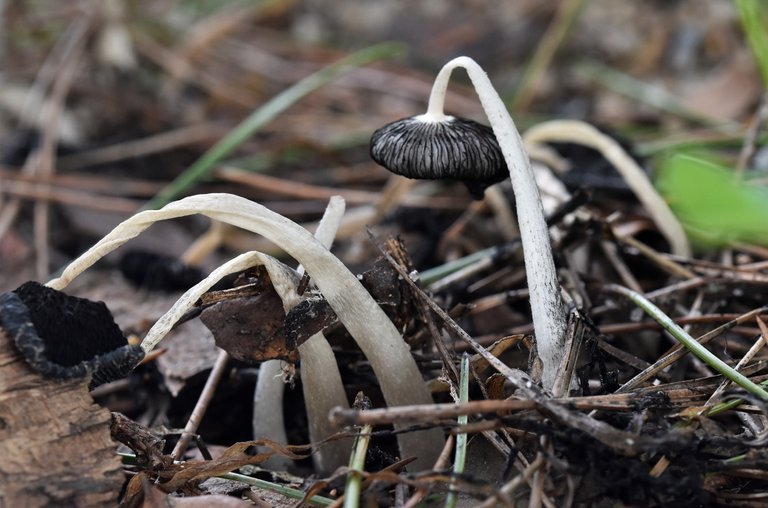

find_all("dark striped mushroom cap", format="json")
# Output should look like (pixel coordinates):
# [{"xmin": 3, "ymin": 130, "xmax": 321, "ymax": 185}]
[{"xmin": 370, "ymin": 115, "xmax": 508, "ymax": 198}]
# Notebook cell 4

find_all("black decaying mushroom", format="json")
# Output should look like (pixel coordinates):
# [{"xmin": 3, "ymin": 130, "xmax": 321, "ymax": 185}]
[
  {"xmin": 0, "ymin": 281, "xmax": 144, "ymax": 388},
  {"xmin": 370, "ymin": 114, "xmax": 508, "ymax": 199}
]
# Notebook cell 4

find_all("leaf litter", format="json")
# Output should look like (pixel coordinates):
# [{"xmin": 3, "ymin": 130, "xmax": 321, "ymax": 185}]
[{"xmin": 2, "ymin": 2, "xmax": 768, "ymax": 507}]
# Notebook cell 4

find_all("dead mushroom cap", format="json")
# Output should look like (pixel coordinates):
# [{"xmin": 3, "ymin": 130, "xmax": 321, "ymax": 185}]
[{"xmin": 370, "ymin": 115, "xmax": 508, "ymax": 185}]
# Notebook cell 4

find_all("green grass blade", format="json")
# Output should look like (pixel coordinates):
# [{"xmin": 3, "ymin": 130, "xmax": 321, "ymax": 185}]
[
  {"xmin": 733, "ymin": 0, "xmax": 768, "ymax": 86},
  {"xmin": 343, "ymin": 423, "xmax": 372, "ymax": 508},
  {"xmin": 445, "ymin": 353, "xmax": 470, "ymax": 508},
  {"xmin": 605, "ymin": 284, "xmax": 768, "ymax": 400},
  {"xmin": 144, "ymin": 42, "xmax": 404, "ymax": 209}
]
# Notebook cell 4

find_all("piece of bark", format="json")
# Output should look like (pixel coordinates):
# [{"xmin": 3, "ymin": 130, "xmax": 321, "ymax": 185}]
[{"xmin": 0, "ymin": 328, "xmax": 123, "ymax": 507}]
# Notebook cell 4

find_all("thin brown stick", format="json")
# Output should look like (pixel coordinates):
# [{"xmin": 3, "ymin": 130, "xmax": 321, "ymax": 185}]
[
  {"xmin": 705, "ymin": 318, "xmax": 767, "ymax": 406},
  {"xmin": 616, "ymin": 306, "xmax": 768, "ymax": 392},
  {"xmin": 736, "ymin": 90, "xmax": 768, "ymax": 173},
  {"xmin": 171, "ymin": 349, "xmax": 230, "ymax": 460},
  {"xmin": 614, "ymin": 232, "xmax": 697, "ymax": 279},
  {"xmin": 33, "ymin": 23, "xmax": 87, "ymax": 278},
  {"xmin": 0, "ymin": 14, "xmax": 91, "ymax": 256},
  {"xmin": 57, "ymin": 122, "xmax": 225, "ymax": 170},
  {"xmin": 0, "ymin": 179, "xmax": 142, "ymax": 213},
  {"xmin": 217, "ymin": 166, "xmax": 464, "ymax": 209},
  {"xmin": 601, "ymin": 240, "xmax": 643, "ymax": 292},
  {"xmin": 402, "ymin": 436, "xmax": 455, "ymax": 508},
  {"xmin": 371, "ymin": 231, "xmax": 682, "ymax": 455},
  {"xmin": 599, "ymin": 313, "xmax": 768, "ymax": 334},
  {"xmin": 0, "ymin": 167, "xmax": 163, "ymax": 196}
]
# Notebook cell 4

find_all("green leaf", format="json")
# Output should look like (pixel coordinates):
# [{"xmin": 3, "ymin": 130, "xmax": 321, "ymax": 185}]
[{"xmin": 655, "ymin": 153, "xmax": 768, "ymax": 248}]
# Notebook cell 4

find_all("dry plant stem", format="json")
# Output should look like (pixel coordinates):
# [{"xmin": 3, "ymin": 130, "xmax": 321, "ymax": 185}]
[
  {"xmin": 0, "ymin": 15, "xmax": 91, "ymax": 244},
  {"xmin": 172, "ymin": 349, "xmax": 229, "ymax": 460},
  {"xmin": 429, "ymin": 57, "xmax": 567, "ymax": 391},
  {"xmin": 379, "ymin": 243, "xmax": 656, "ymax": 454},
  {"xmin": 524, "ymin": 120, "xmax": 691, "ymax": 257},
  {"xmin": 33, "ymin": 48, "xmax": 83, "ymax": 279},
  {"xmin": 606, "ymin": 284, "xmax": 768, "ymax": 400},
  {"xmin": 510, "ymin": 0, "xmax": 586, "ymax": 112},
  {"xmin": 57, "ymin": 122, "xmax": 224, "ymax": 170},
  {"xmin": 478, "ymin": 453, "xmax": 547, "ymax": 508},
  {"xmin": 46, "ymin": 193, "xmax": 442, "ymax": 470},
  {"xmin": 705, "ymin": 318, "xmax": 768, "ymax": 407},
  {"xmin": 613, "ymin": 231, "xmax": 696, "ymax": 279},
  {"xmin": 333, "ymin": 386, "xmax": 714, "ymax": 426},
  {"xmin": 403, "ymin": 437, "xmax": 455, "ymax": 508},
  {"xmin": 601, "ymin": 240, "xmax": 643, "ymax": 292},
  {"xmin": 180, "ymin": 220, "xmax": 225, "ymax": 265},
  {"xmin": 617, "ymin": 305, "xmax": 768, "ymax": 392},
  {"xmin": 0, "ymin": 168, "xmax": 163, "ymax": 197},
  {"xmin": 0, "ymin": 180, "xmax": 142, "ymax": 213}
]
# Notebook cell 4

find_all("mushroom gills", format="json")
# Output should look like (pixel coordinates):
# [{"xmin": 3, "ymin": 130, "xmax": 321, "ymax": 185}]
[{"xmin": 370, "ymin": 115, "xmax": 508, "ymax": 199}]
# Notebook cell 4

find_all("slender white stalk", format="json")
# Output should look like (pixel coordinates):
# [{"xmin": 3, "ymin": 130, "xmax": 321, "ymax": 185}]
[
  {"xmin": 428, "ymin": 57, "xmax": 567, "ymax": 390},
  {"xmin": 296, "ymin": 196, "xmax": 353, "ymax": 473},
  {"xmin": 523, "ymin": 120, "xmax": 691, "ymax": 257},
  {"xmin": 47, "ymin": 193, "xmax": 443, "ymax": 470}
]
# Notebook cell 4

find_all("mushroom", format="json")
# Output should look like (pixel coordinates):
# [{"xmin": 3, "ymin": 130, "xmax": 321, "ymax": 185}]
[
  {"xmin": 370, "ymin": 57, "xmax": 568, "ymax": 391},
  {"xmin": 47, "ymin": 193, "xmax": 444, "ymax": 471},
  {"xmin": 370, "ymin": 116, "xmax": 508, "ymax": 198}
]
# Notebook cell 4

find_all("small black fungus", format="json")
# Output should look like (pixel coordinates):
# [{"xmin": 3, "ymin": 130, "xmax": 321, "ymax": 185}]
[
  {"xmin": 120, "ymin": 250, "xmax": 206, "ymax": 291},
  {"xmin": 370, "ymin": 115, "xmax": 508, "ymax": 198},
  {"xmin": 0, "ymin": 281, "xmax": 144, "ymax": 388}
]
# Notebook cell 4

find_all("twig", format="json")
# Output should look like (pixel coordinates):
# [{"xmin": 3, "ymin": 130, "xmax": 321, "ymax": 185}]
[
  {"xmin": 32, "ymin": 19, "xmax": 87, "ymax": 279},
  {"xmin": 601, "ymin": 240, "xmax": 643, "ymax": 293},
  {"xmin": 612, "ymin": 230, "xmax": 697, "ymax": 279},
  {"xmin": 402, "ymin": 436, "xmax": 455, "ymax": 508},
  {"xmin": 706, "ymin": 318, "xmax": 768, "ymax": 407},
  {"xmin": 373, "ymin": 234, "xmax": 674, "ymax": 454},
  {"xmin": 0, "ymin": 179, "xmax": 141, "ymax": 213},
  {"xmin": 171, "ymin": 349, "xmax": 230, "ymax": 460},
  {"xmin": 616, "ymin": 305, "xmax": 768, "ymax": 392},
  {"xmin": 605, "ymin": 284, "xmax": 768, "ymax": 400},
  {"xmin": 57, "ymin": 122, "xmax": 225, "ymax": 170}
]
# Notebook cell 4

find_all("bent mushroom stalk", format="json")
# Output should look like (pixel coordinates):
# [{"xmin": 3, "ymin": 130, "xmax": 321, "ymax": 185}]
[
  {"xmin": 370, "ymin": 56, "xmax": 568, "ymax": 391},
  {"xmin": 47, "ymin": 193, "xmax": 443, "ymax": 470}
]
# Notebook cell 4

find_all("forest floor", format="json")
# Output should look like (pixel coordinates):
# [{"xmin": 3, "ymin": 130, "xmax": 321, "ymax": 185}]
[{"xmin": 2, "ymin": 1, "xmax": 768, "ymax": 506}]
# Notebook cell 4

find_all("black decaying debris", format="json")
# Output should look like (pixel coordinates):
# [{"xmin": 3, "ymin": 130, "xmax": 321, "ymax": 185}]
[
  {"xmin": 120, "ymin": 250, "xmax": 206, "ymax": 291},
  {"xmin": 0, "ymin": 281, "xmax": 144, "ymax": 387},
  {"xmin": 370, "ymin": 115, "xmax": 508, "ymax": 199}
]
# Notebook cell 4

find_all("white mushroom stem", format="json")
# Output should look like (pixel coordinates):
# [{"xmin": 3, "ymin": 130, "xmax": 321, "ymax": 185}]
[
  {"xmin": 296, "ymin": 196, "xmax": 353, "ymax": 473},
  {"xmin": 47, "ymin": 193, "xmax": 443, "ymax": 470},
  {"xmin": 523, "ymin": 120, "xmax": 691, "ymax": 257},
  {"xmin": 427, "ymin": 57, "xmax": 567, "ymax": 391}
]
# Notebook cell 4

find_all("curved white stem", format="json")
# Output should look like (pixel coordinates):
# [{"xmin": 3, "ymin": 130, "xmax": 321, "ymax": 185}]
[
  {"xmin": 296, "ymin": 196, "xmax": 353, "ymax": 473},
  {"xmin": 47, "ymin": 193, "xmax": 443, "ymax": 470},
  {"xmin": 523, "ymin": 120, "xmax": 691, "ymax": 257},
  {"xmin": 429, "ymin": 57, "xmax": 567, "ymax": 390}
]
